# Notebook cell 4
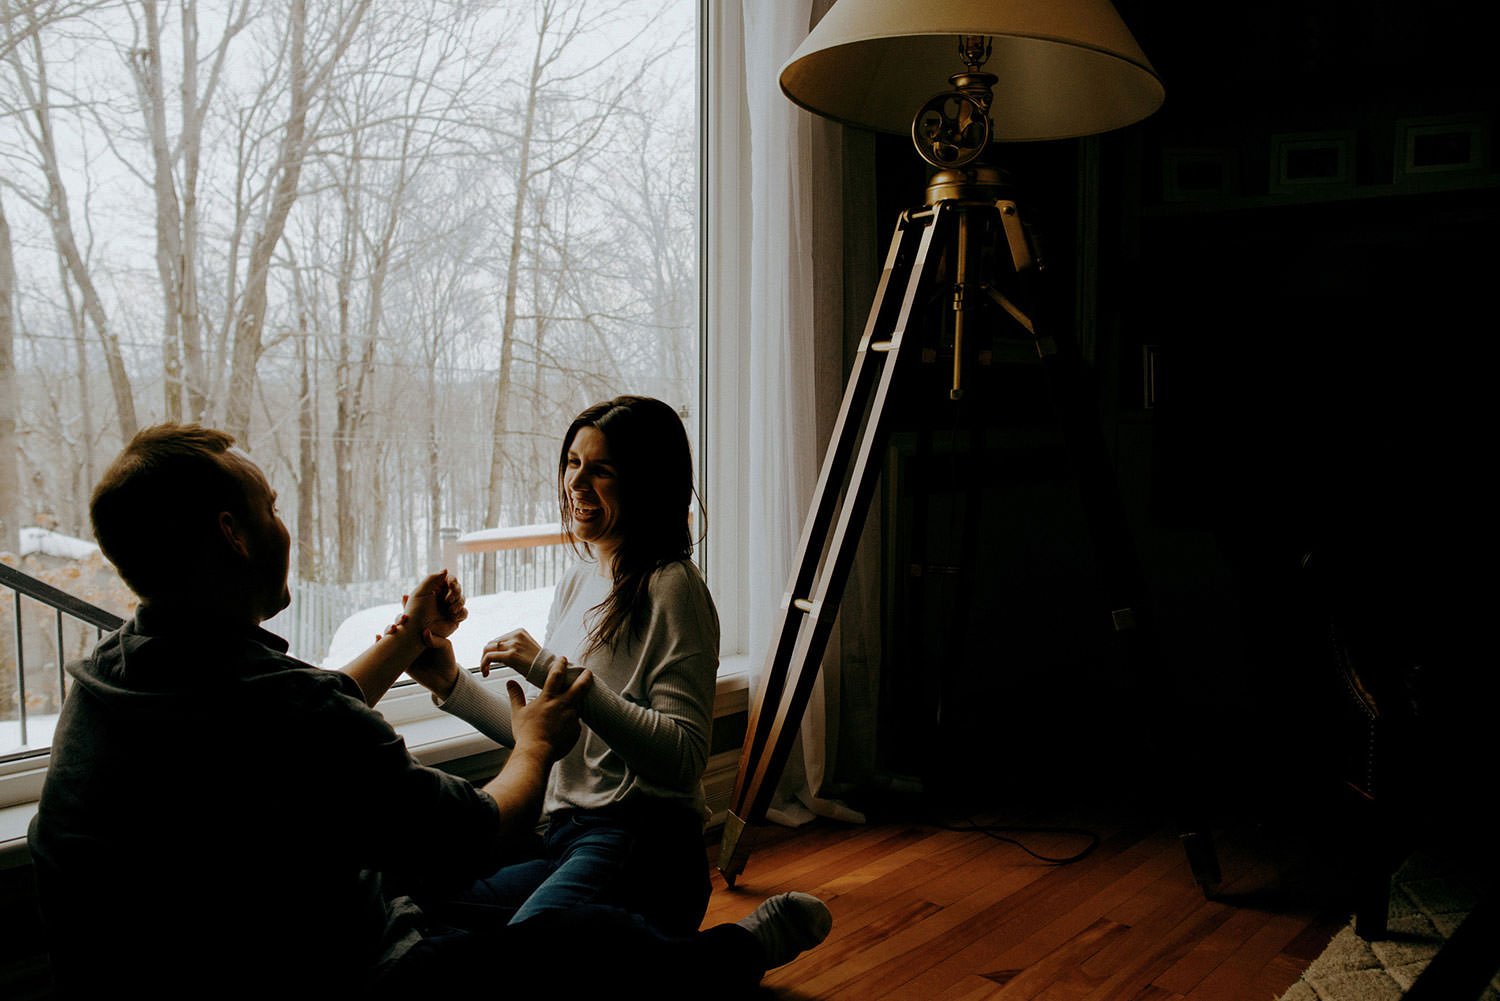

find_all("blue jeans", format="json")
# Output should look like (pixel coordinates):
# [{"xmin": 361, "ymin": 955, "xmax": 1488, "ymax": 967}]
[{"xmin": 447, "ymin": 804, "xmax": 711, "ymax": 936}]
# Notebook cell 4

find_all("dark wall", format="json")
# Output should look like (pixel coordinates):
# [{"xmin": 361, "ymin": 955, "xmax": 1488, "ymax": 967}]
[
  {"xmin": 1118, "ymin": 0, "xmax": 1496, "ymax": 818},
  {"xmin": 873, "ymin": 0, "xmax": 1497, "ymax": 823}
]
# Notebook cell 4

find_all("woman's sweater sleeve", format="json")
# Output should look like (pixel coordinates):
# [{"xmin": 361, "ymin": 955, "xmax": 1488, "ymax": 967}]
[
  {"xmin": 442, "ymin": 563, "xmax": 718, "ymax": 794},
  {"xmin": 438, "ymin": 649, "xmax": 711, "ymax": 789},
  {"xmin": 527, "ymin": 647, "xmax": 713, "ymax": 788},
  {"xmin": 434, "ymin": 666, "xmax": 515, "ymax": 747}
]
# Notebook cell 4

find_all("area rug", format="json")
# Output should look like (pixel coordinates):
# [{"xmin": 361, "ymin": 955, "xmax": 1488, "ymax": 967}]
[{"xmin": 1278, "ymin": 853, "xmax": 1499, "ymax": 1001}]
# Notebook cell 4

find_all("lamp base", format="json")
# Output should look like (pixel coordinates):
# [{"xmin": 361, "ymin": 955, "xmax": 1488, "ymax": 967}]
[{"xmin": 925, "ymin": 162, "xmax": 1009, "ymax": 204}]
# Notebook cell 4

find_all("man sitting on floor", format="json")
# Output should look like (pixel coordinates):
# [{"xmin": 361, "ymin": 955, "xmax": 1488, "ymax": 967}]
[{"xmin": 29, "ymin": 422, "xmax": 830, "ymax": 999}]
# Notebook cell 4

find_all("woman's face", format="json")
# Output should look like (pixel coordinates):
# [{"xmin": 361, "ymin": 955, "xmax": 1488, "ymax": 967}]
[{"xmin": 564, "ymin": 426, "xmax": 623, "ymax": 558}]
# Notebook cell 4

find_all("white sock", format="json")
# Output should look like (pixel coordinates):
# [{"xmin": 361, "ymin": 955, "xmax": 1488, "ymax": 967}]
[{"xmin": 735, "ymin": 892, "xmax": 833, "ymax": 970}]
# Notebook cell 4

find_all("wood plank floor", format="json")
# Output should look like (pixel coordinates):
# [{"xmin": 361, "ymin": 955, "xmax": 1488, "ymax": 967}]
[{"xmin": 701, "ymin": 812, "xmax": 1346, "ymax": 1001}]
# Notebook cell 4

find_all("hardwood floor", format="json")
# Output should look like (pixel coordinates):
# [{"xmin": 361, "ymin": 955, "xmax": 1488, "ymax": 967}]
[{"xmin": 702, "ymin": 811, "xmax": 1346, "ymax": 1001}]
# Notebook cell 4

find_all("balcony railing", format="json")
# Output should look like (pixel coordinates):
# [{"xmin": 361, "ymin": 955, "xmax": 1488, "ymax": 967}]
[
  {"xmin": 2, "ymin": 528, "xmax": 574, "ymax": 763},
  {"xmin": 440, "ymin": 523, "xmax": 571, "ymax": 595},
  {"xmin": 1, "ymin": 562, "xmax": 125, "ymax": 765}
]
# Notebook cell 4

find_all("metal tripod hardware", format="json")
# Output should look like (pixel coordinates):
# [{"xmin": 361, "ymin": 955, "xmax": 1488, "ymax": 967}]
[{"xmin": 718, "ymin": 193, "xmax": 1030, "ymax": 885}]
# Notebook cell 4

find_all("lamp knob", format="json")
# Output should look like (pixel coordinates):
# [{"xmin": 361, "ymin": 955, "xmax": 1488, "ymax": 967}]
[{"xmin": 912, "ymin": 91, "xmax": 991, "ymax": 168}]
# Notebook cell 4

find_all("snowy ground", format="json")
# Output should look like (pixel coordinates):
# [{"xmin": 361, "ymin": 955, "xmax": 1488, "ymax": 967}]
[
  {"xmin": 318, "ymin": 585, "xmax": 555, "ymax": 673},
  {"xmin": 15, "ymin": 526, "xmax": 100, "ymax": 560},
  {"xmin": 1, "ymin": 717, "xmax": 57, "ymax": 754}
]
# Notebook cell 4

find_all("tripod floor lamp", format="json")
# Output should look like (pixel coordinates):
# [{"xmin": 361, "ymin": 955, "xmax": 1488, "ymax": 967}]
[{"xmin": 716, "ymin": 0, "xmax": 1217, "ymax": 891}]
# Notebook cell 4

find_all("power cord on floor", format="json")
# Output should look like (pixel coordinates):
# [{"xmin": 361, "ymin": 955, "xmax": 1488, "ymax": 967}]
[{"xmin": 935, "ymin": 817, "xmax": 1100, "ymax": 864}]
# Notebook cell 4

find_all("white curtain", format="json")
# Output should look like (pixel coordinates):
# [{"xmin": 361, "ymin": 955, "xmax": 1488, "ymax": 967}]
[{"xmin": 741, "ymin": 0, "xmax": 866, "ymax": 827}]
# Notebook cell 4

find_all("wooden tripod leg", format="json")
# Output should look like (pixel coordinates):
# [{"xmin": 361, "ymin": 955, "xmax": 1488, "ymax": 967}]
[{"xmin": 718, "ymin": 205, "xmax": 951, "ymax": 884}]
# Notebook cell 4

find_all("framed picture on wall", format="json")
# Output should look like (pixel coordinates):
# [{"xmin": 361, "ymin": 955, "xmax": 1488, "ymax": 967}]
[
  {"xmin": 1394, "ymin": 115, "xmax": 1488, "ymax": 184},
  {"xmin": 1161, "ymin": 147, "xmax": 1240, "ymax": 202},
  {"xmin": 1268, "ymin": 131, "xmax": 1356, "ymax": 196}
]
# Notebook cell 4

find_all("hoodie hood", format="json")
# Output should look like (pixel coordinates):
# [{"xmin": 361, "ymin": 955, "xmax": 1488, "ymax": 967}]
[{"xmin": 65, "ymin": 608, "xmax": 293, "ymax": 722}]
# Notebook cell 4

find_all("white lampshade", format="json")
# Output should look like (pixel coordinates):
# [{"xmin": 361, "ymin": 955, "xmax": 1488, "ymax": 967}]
[{"xmin": 780, "ymin": 0, "xmax": 1165, "ymax": 142}]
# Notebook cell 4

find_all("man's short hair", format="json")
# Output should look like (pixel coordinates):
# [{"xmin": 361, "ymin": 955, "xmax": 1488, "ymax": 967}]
[{"xmin": 90, "ymin": 423, "xmax": 247, "ymax": 600}]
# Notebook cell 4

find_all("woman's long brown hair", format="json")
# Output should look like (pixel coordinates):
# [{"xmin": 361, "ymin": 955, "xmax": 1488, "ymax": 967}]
[{"xmin": 558, "ymin": 396, "xmax": 698, "ymax": 656}]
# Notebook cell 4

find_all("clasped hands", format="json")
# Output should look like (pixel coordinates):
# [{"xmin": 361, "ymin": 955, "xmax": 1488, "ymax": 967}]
[{"xmin": 384, "ymin": 571, "xmax": 590, "ymax": 761}]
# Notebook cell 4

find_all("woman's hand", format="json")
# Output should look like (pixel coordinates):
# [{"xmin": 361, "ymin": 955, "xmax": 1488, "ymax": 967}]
[
  {"xmin": 405, "ymin": 630, "xmax": 460, "ymax": 700},
  {"xmin": 479, "ymin": 628, "xmax": 543, "ymax": 677},
  {"xmin": 399, "ymin": 570, "xmax": 467, "ymax": 644}
]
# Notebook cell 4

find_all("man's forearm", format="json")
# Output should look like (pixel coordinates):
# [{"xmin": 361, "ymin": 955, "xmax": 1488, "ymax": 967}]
[
  {"xmin": 340, "ymin": 629, "xmax": 425, "ymax": 706},
  {"xmin": 480, "ymin": 743, "xmax": 553, "ymax": 836}
]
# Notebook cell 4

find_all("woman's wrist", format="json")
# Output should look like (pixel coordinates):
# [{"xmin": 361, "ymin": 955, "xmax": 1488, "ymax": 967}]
[
  {"xmin": 430, "ymin": 663, "xmax": 459, "ymax": 701},
  {"xmin": 527, "ymin": 647, "xmax": 561, "ymax": 687}
]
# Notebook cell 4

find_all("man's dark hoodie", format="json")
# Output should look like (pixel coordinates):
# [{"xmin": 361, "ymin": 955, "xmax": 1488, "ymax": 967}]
[{"xmin": 29, "ymin": 607, "xmax": 502, "ymax": 998}]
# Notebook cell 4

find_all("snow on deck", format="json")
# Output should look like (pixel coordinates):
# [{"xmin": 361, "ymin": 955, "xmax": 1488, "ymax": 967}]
[{"xmin": 320, "ymin": 585, "xmax": 555, "ymax": 671}]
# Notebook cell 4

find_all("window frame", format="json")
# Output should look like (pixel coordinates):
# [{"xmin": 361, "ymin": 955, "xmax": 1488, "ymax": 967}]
[
  {"xmin": 701, "ymin": 0, "xmax": 753, "ymax": 680},
  {"xmin": 0, "ymin": 0, "xmax": 754, "ymax": 834}
]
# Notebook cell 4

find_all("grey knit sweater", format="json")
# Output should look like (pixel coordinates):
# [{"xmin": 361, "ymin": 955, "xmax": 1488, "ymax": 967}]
[{"xmin": 437, "ymin": 558, "xmax": 719, "ymax": 817}]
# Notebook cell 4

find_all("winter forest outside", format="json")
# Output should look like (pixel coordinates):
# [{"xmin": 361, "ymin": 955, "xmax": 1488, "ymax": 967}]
[{"xmin": 0, "ymin": 0, "xmax": 699, "ymax": 753}]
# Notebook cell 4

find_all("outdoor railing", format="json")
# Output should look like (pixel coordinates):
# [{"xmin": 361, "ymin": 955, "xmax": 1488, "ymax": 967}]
[
  {"xmin": 1, "ymin": 562, "xmax": 125, "ymax": 765},
  {"xmin": 265, "ymin": 578, "xmax": 412, "ymax": 666},
  {"xmin": 440, "ymin": 523, "xmax": 572, "ymax": 595},
  {"xmin": 2, "ymin": 528, "xmax": 573, "ymax": 762}
]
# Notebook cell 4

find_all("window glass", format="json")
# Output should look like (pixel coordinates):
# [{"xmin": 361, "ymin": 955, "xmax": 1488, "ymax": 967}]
[{"xmin": 0, "ymin": 0, "xmax": 699, "ymax": 758}]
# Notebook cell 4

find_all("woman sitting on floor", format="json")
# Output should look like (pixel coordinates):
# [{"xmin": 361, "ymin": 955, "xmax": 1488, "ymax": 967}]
[{"xmin": 407, "ymin": 395, "xmax": 719, "ymax": 935}]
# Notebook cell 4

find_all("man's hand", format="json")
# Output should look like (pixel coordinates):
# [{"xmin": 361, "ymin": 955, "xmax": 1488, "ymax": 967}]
[
  {"xmin": 400, "ymin": 571, "xmax": 467, "ymax": 644},
  {"xmin": 509, "ymin": 659, "xmax": 591, "ymax": 762},
  {"xmin": 405, "ymin": 631, "xmax": 460, "ymax": 700},
  {"xmin": 480, "ymin": 659, "xmax": 593, "ymax": 837}
]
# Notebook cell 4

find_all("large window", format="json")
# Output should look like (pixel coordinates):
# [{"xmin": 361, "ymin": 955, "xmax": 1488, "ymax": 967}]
[{"xmin": 0, "ymin": 0, "xmax": 700, "ymax": 761}]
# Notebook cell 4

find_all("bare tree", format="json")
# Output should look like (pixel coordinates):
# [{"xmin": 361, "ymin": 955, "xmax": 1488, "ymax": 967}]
[
  {"xmin": 125, "ymin": 0, "xmax": 251, "ymax": 420},
  {"xmin": 293, "ymin": 282, "xmax": 317, "ymax": 580},
  {"xmin": 0, "ymin": 192, "xmax": 19, "ymax": 554},
  {"xmin": 221, "ymin": 0, "xmax": 369, "ymax": 443},
  {"xmin": 477, "ymin": 0, "xmax": 666, "ymax": 590},
  {"xmin": 2, "ymin": 0, "xmax": 701, "ymax": 624},
  {"xmin": 308, "ymin": 2, "xmax": 506, "ymax": 582},
  {"xmin": 58, "ymin": 247, "xmax": 96, "ymax": 520},
  {"xmin": 616, "ymin": 102, "xmax": 697, "ymax": 395},
  {"xmin": 0, "ymin": 0, "xmax": 114, "ymax": 63},
  {"xmin": 395, "ymin": 174, "xmax": 489, "ymax": 571},
  {"xmin": 2, "ymin": 1, "xmax": 139, "ymax": 442}
]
